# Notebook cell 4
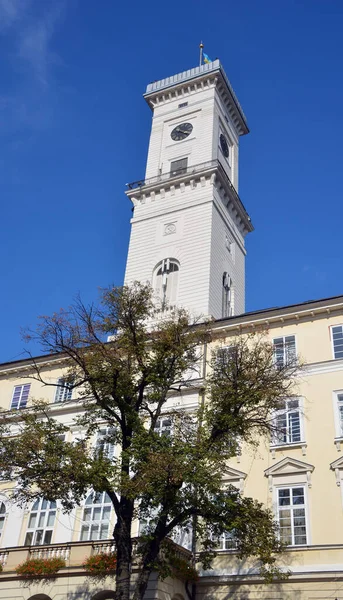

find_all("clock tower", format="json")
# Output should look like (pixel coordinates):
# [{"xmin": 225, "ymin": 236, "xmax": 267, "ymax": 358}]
[{"xmin": 124, "ymin": 60, "xmax": 253, "ymax": 319}]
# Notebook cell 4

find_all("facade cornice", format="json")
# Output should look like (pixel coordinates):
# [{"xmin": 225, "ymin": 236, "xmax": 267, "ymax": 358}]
[
  {"xmin": 144, "ymin": 60, "xmax": 249, "ymax": 136},
  {"xmin": 212, "ymin": 296, "xmax": 343, "ymax": 334}
]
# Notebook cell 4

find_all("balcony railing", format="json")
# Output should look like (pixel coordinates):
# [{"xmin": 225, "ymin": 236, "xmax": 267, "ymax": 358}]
[
  {"xmin": 0, "ymin": 537, "xmax": 191, "ymax": 575},
  {"xmin": 126, "ymin": 160, "xmax": 251, "ymax": 226}
]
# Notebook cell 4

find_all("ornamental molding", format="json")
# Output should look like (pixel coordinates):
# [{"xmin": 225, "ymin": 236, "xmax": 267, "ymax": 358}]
[
  {"xmin": 222, "ymin": 466, "xmax": 247, "ymax": 492},
  {"xmin": 330, "ymin": 456, "xmax": 343, "ymax": 485},
  {"xmin": 264, "ymin": 457, "xmax": 314, "ymax": 491}
]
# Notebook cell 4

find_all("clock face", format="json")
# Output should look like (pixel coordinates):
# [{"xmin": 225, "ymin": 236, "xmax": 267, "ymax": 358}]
[
  {"xmin": 171, "ymin": 122, "xmax": 193, "ymax": 141},
  {"xmin": 220, "ymin": 133, "xmax": 229, "ymax": 158}
]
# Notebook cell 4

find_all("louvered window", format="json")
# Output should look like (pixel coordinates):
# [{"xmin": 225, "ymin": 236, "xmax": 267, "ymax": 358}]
[{"xmin": 170, "ymin": 158, "xmax": 188, "ymax": 177}]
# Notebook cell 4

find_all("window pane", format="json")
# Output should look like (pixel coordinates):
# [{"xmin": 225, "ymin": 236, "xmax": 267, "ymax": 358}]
[
  {"xmin": 38, "ymin": 512, "xmax": 46, "ymax": 528},
  {"xmin": 278, "ymin": 489, "xmax": 290, "ymax": 505},
  {"xmin": 35, "ymin": 529, "xmax": 44, "ymax": 545},
  {"xmin": 24, "ymin": 532, "xmax": 33, "ymax": 546},
  {"xmin": 83, "ymin": 508, "xmax": 92, "ymax": 522},
  {"xmin": 102, "ymin": 506, "xmax": 111, "ymax": 520},
  {"xmin": 93, "ymin": 507, "xmax": 102, "ymax": 521},
  {"xmin": 100, "ymin": 523, "xmax": 109, "ymax": 539},
  {"xmin": 292, "ymin": 488, "xmax": 304, "ymax": 504},
  {"xmin": 80, "ymin": 525, "xmax": 89, "ymax": 541},
  {"xmin": 43, "ymin": 530, "xmax": 53, "ymax": 544},
  {"xmin": 28, "ymin": 513, "xmax": 37, "ymax": 529},
  {"xmin": 47, "ymin": 511, "xmax": 55, "ymax": 527},
  {"xmin": 90, "ymin": 524, "xmax": 99, "ymax": 540}
]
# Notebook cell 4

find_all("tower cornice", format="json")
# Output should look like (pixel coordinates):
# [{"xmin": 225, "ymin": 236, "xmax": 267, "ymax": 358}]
[
  {"xmin": 126, "ymin": 160, "xmax": 253, "ymax": 236},
  {"xmin": 144, "ymin": 60, "xmax": 249, "ymax": 137}
]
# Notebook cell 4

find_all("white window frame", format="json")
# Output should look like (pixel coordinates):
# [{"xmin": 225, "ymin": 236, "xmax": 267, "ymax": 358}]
[
  {"xmin": 54, "ymin": 378, "xmax": 73, "ymax": 403},
  {"xmin": 80, "ymin": 491, "xmax": 112, "ymax": 542},
  {"xmin": 272, "ymin": 335, "xmax": 297, "ymax": 368},
  {"xmin": 154, "ymin": 416, "xmax": 172, "ymax": 437},
  {"xmin": 10, "ymin": 383, "xmax": 31, "ymax": 410},
  {"xmin": 272, "ymin": 398, "xmax": 304, "ymax": 447},
  {"xmin": 331, "ymin": 325, "xmax": 343, "ymax": 360},
  {"xmin": 0, "ymin": 502, "xmax": 7, "ymax": 540},
  {"xmin": 275, "ymin": 484, "xmax": 309, "ymax": 547},
  {"xmin": 24, "ymin": 498, "xmax": 57, "ymax": 546}
]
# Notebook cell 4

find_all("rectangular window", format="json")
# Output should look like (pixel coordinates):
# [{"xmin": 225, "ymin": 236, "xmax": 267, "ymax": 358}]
[
  {"xmin": 273, "ymin": 335, "xmax": 296, "ymax": 368},
  {"xmin": 95, "ymin": 427, "xmax": 115, "ymax": 459},
  {"xmin": 54, "ymin": 378, "xmax": 73, "ymax": 403},
  {"xmin": 154, "ymin": 417, "xmax": 172, "ymax": 437},
  {"xmin": 11, "ymin": 384, "xmax": 30, "ymax": 410},
  {"xmin": 277, "ymin": 486, "xmax": 307, "ymax": 546},
  {"xmin": 332, "ymin": 326, "xmax": 343, "ymax": 359},
  {"xmin": 170, "ymin": 158, "xmax": 188, "ymax": 177},
  {"xmin": 178, "ymin": 102, "xmax": 188, "ymax": 108},
  {"xmin": 213, "ymin": 531, "xmax": 237, "ymax": 551},
  {"xmin": 273, "ymin": 399, "xmax": 302, "ymax": 444}
]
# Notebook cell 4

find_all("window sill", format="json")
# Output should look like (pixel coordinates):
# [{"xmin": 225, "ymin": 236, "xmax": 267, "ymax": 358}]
[{"xmin": 270, "ymin": 441, "xmax": 307, "ymax": 458}]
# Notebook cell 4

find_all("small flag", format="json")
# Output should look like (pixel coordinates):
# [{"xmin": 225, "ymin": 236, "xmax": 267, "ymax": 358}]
[{"xmin": 203, "ymin": 52, "xmax": 212, "ymax": 64}]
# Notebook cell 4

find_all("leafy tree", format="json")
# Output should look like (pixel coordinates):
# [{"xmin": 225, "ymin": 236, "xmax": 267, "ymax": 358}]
[{"xmin": 0, "ymin": 284, "xmax": 298, "ymax": 600}]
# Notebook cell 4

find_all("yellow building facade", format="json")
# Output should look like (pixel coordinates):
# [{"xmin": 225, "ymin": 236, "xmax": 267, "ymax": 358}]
[{"xmin": 0, "ymin": 294, "xmax": 343, "ymax": 598}]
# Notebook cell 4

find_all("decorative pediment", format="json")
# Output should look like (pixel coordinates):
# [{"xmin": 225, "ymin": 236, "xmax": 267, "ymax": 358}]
[
  {"xmin": 330, "ymin": 456, "xmax": 343, "ymax": 486},
  {"xmin": 222, "ymin": 466, "xmax": 247, "ymax": 492},
  {"xmin": 264, "ymin": 457, "xmax": 314, "ymax": 491}
]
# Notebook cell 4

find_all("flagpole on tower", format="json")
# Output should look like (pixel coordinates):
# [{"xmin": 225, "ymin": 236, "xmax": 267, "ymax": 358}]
[{"xmin": 199, "ymin": 41, "xmax": 204, "ymax": 67}]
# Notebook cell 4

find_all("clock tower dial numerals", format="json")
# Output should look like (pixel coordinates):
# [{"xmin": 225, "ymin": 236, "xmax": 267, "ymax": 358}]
[
  {"xmin": 220, "ymin": 133, "xmax": 230, "ymax": 158},
  {"xmin": 171, "ymin": 122, "xmax": 193, "ymax": 141}
]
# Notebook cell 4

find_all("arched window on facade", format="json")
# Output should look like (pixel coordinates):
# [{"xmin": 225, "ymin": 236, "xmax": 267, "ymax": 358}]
[
  {"xmin": 24, "ymin": 498, "xmax": 57, "ymax": 546},
  {"xmin": 0, "ymin": 502, "xmax": 6, "ymax": 540},
  {"xmin": 80, "ymin": 491, "xmax": 112, "ymax": 541},
  {"xmin": 153, "ymin": 259, "xmax": 179, "ymax": 308},
  {"xmin": 222, "ymin": 272, "xmax": 232, "ymax": 318}
]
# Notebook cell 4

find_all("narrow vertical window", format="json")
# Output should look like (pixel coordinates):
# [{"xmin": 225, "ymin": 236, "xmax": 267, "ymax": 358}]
[
  {"xmin": 11, "ymin": 384, "xmax": 31, "ymax": 410},
  {"xmin": 277, "ymin": 487, "xmax": 307, "ymax": 546},
  {"xmin": 273, "ymin": 335, "xmax": 296, "ymax": 368},
  {"xmin": 222, "ymin": 272, "xmax": 232, "ymax": 318},
  {"xmin": 24, "ymin": 498, "xmax": 57, "ymax": 546},
  {"xmin": 80, "ymin": 492, "xmax": 112, "ymax": 541},
  {"xmin": 332, "ymin": 326, "xmax": 343, "ymax": 359},
  {"xmin": 54, "ymin": 378, "xmax": 73, "ymax": 403},
  {"xmin": 0, "ymin": 503, "xmax": 7, "ymax": 539},
  {"xmin": 153, "ymin": 259, "xmax": 179, "ymax": 308}
]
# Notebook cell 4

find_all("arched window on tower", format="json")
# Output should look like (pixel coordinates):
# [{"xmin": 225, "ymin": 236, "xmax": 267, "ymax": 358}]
[
  {"xmin": 222, "ymin": 272, "xmax": 232, "ymax": 318},
  {"xmin": 153, "ymin": 259, "xmax": 180, "ymax": 309}
]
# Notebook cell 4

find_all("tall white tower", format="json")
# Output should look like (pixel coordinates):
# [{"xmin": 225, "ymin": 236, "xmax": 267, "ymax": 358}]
[{"xmin": 124, "ymin": 60, "xmax": 253, "ymax": 319}]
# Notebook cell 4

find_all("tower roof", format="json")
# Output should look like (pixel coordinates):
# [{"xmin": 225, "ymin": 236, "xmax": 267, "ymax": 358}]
[{"xmin": 144, "ymin": 59, "xmax": 249, "ymax": 135}]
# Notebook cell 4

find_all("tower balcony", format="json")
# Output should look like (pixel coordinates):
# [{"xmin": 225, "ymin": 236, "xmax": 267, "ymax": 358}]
[{"xmin": 126, "ymin": 159, "xmax": 253, "ymax": 235}]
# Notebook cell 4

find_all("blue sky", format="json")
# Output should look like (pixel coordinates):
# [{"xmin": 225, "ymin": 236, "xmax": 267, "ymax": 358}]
[{"xmin": 1, "ymin": 0, "xmax": 343, "ymax": 363}]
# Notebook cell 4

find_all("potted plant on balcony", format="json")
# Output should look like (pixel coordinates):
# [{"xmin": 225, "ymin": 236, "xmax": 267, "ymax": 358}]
[
  {"xmin": 83, "ymin": 552, "xmax": 117, "ymax": 578},
  {"xmin": 16, "ymin": 557, "xmax": 66, "ymax": 582}
]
